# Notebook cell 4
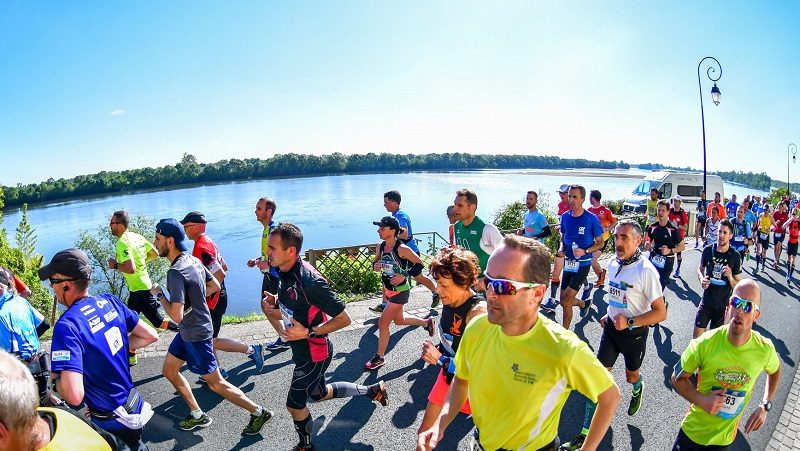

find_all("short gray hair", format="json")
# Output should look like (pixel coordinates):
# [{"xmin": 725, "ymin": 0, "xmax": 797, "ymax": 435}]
[
  {"xmin": 616, "ymin": 219, "xmax": 642, "ymax": 237},
  {"xmin": 0, "ymin": 350, "xmax": 38, "ymax": 432}
]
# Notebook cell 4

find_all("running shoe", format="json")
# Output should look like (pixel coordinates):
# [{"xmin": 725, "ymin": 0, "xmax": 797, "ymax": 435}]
[
  {"xmin": 367, "ymin": 380, "xmax": 389, "ymax": 406},
  {"xmin": 694, "ymin": 241, "xmax": 700, "ymax": 248},
  {"xmin": 198, "ymin": 368, "xmax": 229, "ymax": 384},
  {"xmin": 673, "ymin": 268, "xmax": 681, "ymax": 278},
  {"xmin": 580, "ymin": 282, "xmax": 592, "ymax": 302},
  {"xmin": 560, "ymin": 433, "xmax": 586, "ymax": 451},
  {"xmin": 594, "ymin": 269, "xmax": 606, "ymax": 288},
  {"xmin": 266, "ymin": 337, "xmax": 290, "ymax": 351},
  {"xmin": 424, "ymin": 318, "xmax": 435, "ymax": 337},
  {"xmin": 579, "ymin": 296, "xmax": 593, "ymax": 318},
  {"xmin": 430, "ymin": 292, "xmax": 441, "ymax": 308},
  {"xmin": 291, "ymin": 444, "xmax": 315, "ymax": 451},
  {"xmin": 364, "ymin": 354, "xmax": 385, "ymax": 371},
  {"xmin": 628, "ymin": 382, "xmax": 644, "ymax": 416},
  {"xmin": 248, "ymin": 344, "xmax": 265, "ymax": 372},
  {"xmin": 368, "ymin": 303, "xmax": 385, "ymax": 314},
  {"xmin": 180, "ymin": 413, "xmax": 213, "ymax": 430},
  {"xmin": 128, "ymin": 353, "xmax": 138, "ymax": 367},
  {"xmin": 242, "ymin": 408, "xmax": 274, "ymax": 435},
  {"xmin": 540, "ymin": 298, "xmax": 558, "ymax": 313}
]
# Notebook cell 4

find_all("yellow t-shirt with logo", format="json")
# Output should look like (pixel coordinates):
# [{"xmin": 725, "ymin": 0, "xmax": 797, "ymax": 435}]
[
  {"xmin": 758, "ymin": 215, "xmax": 773, "ymax": 235},
  {"xmin": 115, "ymin": 230, "xmax": 155, "ymax": 292},
  {"xmin": 38, "ymin": 407, "xmax": 112, "ymax": 450},
  {"xmin": 454, "ymin": 314, "xmax": 615, "ymax": 450},
  {"xmin": 679, "ymin": 326, "xmax": 779, "ymax": 446}
]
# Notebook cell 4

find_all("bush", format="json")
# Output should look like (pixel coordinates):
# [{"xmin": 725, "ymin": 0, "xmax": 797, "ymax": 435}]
[{"xmin": 314, "ymin": 252, "xmax": 381, "ymax": 296}]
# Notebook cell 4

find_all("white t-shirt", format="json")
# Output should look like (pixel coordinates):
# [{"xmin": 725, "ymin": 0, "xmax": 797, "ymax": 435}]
[{"xmin": 605, "ymin": 257, "xmax": 664, "ymax": 319}]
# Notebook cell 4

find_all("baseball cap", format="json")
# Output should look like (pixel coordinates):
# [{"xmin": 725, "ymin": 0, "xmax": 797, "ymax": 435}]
[
  {"xmin": 180, "ymin": 211, "xmax": 207, "ymax": 224},
  {"xmin": 38, "ymin": 248, "xmax": 92, "ymax": 281},
  {"xmin": 557, "ymin": 184, "xmax": 570, "ymax": 193},
  {"xmin": 373, "ymin": 216, "xmax": 400, "ymax": 231},
  {"xmin": 156, "ymin": 218, "xmax": 190, "ymax": 251},
  {"xmin": 672, "ymin": 195, "xmax": 683, "ymax": 202}
]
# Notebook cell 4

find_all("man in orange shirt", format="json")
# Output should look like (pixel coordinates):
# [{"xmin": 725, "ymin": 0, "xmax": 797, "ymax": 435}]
[
  {"xmin": 706, "ymin": 192, "xmax": 726, "ymax": 220},
  {"xmin": 587, "ymin": 190, "xmax": 616, "ymax": 288}
]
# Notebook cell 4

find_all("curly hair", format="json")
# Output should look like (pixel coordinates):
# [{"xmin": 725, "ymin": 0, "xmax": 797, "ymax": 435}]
[{"xmin": 428, "ymin": 248, "xmax": 480, "ymax": 288}]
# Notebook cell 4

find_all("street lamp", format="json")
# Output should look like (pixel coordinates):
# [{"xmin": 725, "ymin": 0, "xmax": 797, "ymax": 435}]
[
  {"xmin": 698, "ymin": 57, "xmax": 722, "ymax": 196},
  {"xmin": 789, "ymin": 143, "xmax": 797, "ymax": 194}
]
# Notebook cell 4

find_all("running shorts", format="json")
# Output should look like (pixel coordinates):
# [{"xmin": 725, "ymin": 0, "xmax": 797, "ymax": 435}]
[
  {"xmin": 561, "ymin": 265, "xmax": 591, "ymax": 292},
  {"xmin": 168, "ymin": 335, "xmax": 218, "ymax": 375},
  {"xmin": 287, "ymin": 342, "xmax": 333, "ymax": 410},
  {"xmin": 694, "ymin": 303, "xmax": 726, "ymax": 330},
  {"xmin": 428, "ymin": 370, "xmax": 471, "ymax": 414},
  {"xmin": 788, "ymin": 242, "xmax": 799, "ymax": 257},
  {"xmin": 596, "ymin": 325, "xmax": 649, "ymax": 371}
]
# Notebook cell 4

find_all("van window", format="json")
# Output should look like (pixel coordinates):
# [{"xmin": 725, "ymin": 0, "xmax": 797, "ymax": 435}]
[
  {"xmin": 633, "ymin": 180, "xmax": 659, "ymax": 196},
  {"xmin": 660, "ymin": 183, "xmax": 672, "ymax": 199},
  {"xmin": 677, "ymin": 185, "xmax": 703, "ymax": 198}
]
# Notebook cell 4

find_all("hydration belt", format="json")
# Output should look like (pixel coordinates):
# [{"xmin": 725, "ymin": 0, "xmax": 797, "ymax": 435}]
[{"xmin": 88, "ymin": 388, "xmax": 141, "ymax": 420}]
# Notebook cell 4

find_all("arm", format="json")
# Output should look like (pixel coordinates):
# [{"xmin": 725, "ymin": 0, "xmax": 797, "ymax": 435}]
[
  {"xmin": 672, "ymin": 367, "xmax": 726, "ymax": 415},
  {"xmin": 151, "ymin": 285, "xmax": 185, "ymax": 324},
  {"xmin": 283, "ymin": 309, "xmax": 352, "ymax": 341},
  {"xmin": 579, "ymin": 235, "xmax": 606, "ymax": 256},
  {"xmin": 128, "ymin": 319, "xmax": 159, "ymax": 350},
  {"xmin": 146, "ymin": 248, "xmax": 158, "ymax": 263},
  {"xmin": 417, "ymin": 376, "xmax": 470, "ymax": 451},
  {"xmin": 112, "ymin": 258, "xmax": 136, "ymax": 275},
  {"xmin": 56, "ymin": 370, "xmax": 85, "ymax": 407},
  {"xmin": 614, "ymin": 297, "xmax": 667, "ymax": 329},
  {"xmin": 533, "ymin": 225, "xmax": 552, "ymax": 239},
  {"xmin": 745, "ymin": 364, "xmax": 781, "ymax": 433},
  {"xmin": 205, "ymin": 274, "xmax": 221, "ymax": 297},
  {"xmin": 36, "ymin": 318, "xmax": 51, "ymax": 337},
  {"xmin": 581, "ymin": 385, "xmax": 622, "ymax": 451}
]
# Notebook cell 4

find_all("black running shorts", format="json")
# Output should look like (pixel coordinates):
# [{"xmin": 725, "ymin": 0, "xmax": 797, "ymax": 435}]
[
  {"xmin": 287, "ymin": 342, "xmax": 333, "ymax": 410},
  {"xmin": 561, "ymin": 264, "xmax": 591, "ymax": 292},
  {"xmin": 694, "ymin": 303, "xmax": 726, "ymax": 330},
  {"xmin": 596, "ymin": 324, "xmax": 649, "ymax": 371}
]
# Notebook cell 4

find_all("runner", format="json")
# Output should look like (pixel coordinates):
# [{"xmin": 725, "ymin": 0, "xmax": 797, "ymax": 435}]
[
  {"xmin": 416, "ymin": 235, "xmax": 620, "ymax": 451},
  {"xmin": 704, "ymin": 207, "xmax": 722, "ymax": 247},
  {"xmin": 264, "ymin": 222, "xmax": 389, "ymax": 451},
  {"xmin": 0, "ymin": 266, "xmax": 55, "ymax": 406},
  {"xmin": 783, "ymin": 208, "xmax": 800, "ymax": 286},
  {"xmin": 452, "ymin": 188, "xmax": 503, "ymax": 290},
  {"xmin": 246, "ymin": 197, "xmax": 287, "ymax": 351},
  {"xmin": 695, "ymin": 190, "xmax": 709, "ymax": 248},
  {"xmin": 741, "ymin": 200, "xmax": 758, "ymax": 262},
  {"xmin": 695, "ymin": 219, "xmax": 742, "ymax": 338},
  {"xmin": 559, "ymin": 185, "xmax": 604, "ymax": 330},
  {"xmin": 417, "ymin": 247, "xmax": 486, "ymax": 433},
  {"xmin": 773, "ymin": 202, "xmax": 789, "ymax": 270},
  {"xmin": 40, "ymin": 248, "xmax": 159, "ymax": 449},
  {"xmin": 668, "ymin": 195, "xmax": 689, "ymax": 278},
  {"xmin": 730, "ymin": 206, "xmax": 752, "ymax": 263},
  {"xmin": 724, "ymin": 194, "xmax": 740, "ymax": 219},
  {"xmin": 646, "ymin": 188, "xmax": 659, "ymax": 225},
  {"xmin": 107, "ymin": 210, "xmax": 178, "ymax": 366},
  {"xmin": 520, "ymin": 190, "xmax": 552, "ymax": 243},
  {"xmin": 151, "ymin": 219, "xmax": 273, "ymax": 435},
  {"xmin": 371, "ymin": 190, "xmax": 439, "ymax": 312},
  {"xmin": 645, "ymin": 201, "xmax": 684, "ymax": 300},
  {"xmin": 671, "ymin": 279, "xmax": 780, "ymax": 450},
  {"xmin": 446, "ymin": 205, "xmax": 457, "ymax": 248},
  {"xmin": 561, "ymin": 220, "xmax": 666, "ymax": 451},
  {"xmin": 707, "ymin": 192, "xmax": 726, "ymax": 220},
  {"xmin": 365, "ymin": 216, "xmax": 436, "ymax": 371},
  {"xmin": 755, "ymin": 205, "xmax": 773, "ymax": 273},
  {"xmin": 181, "ymin": 211, "xmax": 264, "ymax": 381},
  {"xmin": 542, "ymin": 184, "xmax": 572, "ymax": 312},
  {"xmin": 587, "ymin": 189, "xmax": 616, "ymax": 288}
]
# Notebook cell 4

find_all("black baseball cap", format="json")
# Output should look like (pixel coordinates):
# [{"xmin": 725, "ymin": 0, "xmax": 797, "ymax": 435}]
[
  {"xmin": 38, "ymin": 248, "xmax": 92, "ymax": 281},
  {"xmin": 156, "ymin": 218, "xmax": 190, "ymax": 251},
  {"xmin": 373, "ymin": 216, "xmax": 400, "ymax": 231},
  {"xmin": 180, "ymin": 211, "xmax": 207, "ymax": 224}
]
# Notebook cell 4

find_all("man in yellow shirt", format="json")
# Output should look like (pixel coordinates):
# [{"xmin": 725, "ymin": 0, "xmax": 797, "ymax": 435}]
[{"xmin": 417, "ymin": 235, "xmax": 620, "ymax": 451}]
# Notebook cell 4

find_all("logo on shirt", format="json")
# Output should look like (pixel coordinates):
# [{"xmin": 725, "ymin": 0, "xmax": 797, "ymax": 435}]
[
  {"xmin": 510, "ymin": 363, "xmax": 537, "ymax": 385},
  {"xmin": 80, "ymin": 304, "xmax": 96, "ymax": 316},
  {"xmin": 287, "ymin": 286, "xmax": 298, "ymax": 302},
  {"xmin": 470, "ymin": 230, "xmax": 478, "ymax": 235},
  {"xmin": 449, "ymin": 314, "xmax": 463, "ymax": 336},
  {"xmin": 104, "ymin": 310, "xmax": 119, "ymax": 323},
  {"xmin": 578, "ymin": 226, "xmax": 585, "ymax": 235},
  {"xmin": 96, "ymin": 299, "xmax": 109, "ymax": 309},
  {"xmin": 52, "ymin": 350, "xmax": 70, "ymax": 361},
  {"xmin": 714, "ymin": 366, "xmax": 751, "ymax": 389},
  {"xmin": 88, "ymin": 316, "xmax": 105, "ymax": 334}
]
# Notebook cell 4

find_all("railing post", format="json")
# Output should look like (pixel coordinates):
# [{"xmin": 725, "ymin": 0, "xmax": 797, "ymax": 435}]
[{"xmin": 306, "ymin": 249, "xmax": 317, "ymax": 268}]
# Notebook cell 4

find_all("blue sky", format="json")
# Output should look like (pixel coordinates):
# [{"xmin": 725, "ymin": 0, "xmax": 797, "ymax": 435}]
[{"xmin": 1, "ymin": 1, "xmax": 799, "ymax": 186}]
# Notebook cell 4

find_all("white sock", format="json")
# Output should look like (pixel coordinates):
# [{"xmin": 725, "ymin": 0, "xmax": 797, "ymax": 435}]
[
  {"xmin": 191, "ymin": 409, "xmax": 203, "ymax": 419},
  {"xmin": 252, "ymin": 406, "xmax": 263, "ymax": 416}
]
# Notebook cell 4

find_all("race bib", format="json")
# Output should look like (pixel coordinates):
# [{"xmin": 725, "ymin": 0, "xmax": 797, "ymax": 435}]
[
  {"xmin": 650, "ymin": 254, "xmax": 666, "ymax": 269},
  {"xmin": 381, "ymin": 262, "xmax": 394, "ymax": 275},
  {"xmin": 711, "ymin": 263, "xmax": 726, "ymax": 285},
  {"xmin": 104, "ymin": 327, "xmax": 123, "ymax": 356},
  {"xmin": 564, "ymin": 259, "xmax": 579, "ymax": 273},
  {"xmin": 759, "ymin": 232, "xmax": 769, "ymax": 240},
  {"xmin": 775, "ymin": 233, "xmax": 784, "ymax": 239},
  {"xmin": 734, "ymin": 235, "xmax": 745, "ymax": 242},
  {"xmin": 279, "ymin": 302, "xmax": 295, "ymax": 328},
  {"xmin": 608, "ymin": 280, "xmax": 628, "ymax": 309},
  {"xmin": 713, "ymin": 387, "xmax": 747, "ymax": 419}
]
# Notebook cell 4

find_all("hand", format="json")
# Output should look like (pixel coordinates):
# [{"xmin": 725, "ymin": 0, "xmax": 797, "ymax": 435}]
[
  {"xmin": 421, "ymin": 340, "xmax": 442, "ymax": 365},
  {"xmin": 613, "ymin": 314, "xmax": 628, "ymax": 331},
  {"xmin": 390, "ymin": 274, "xmax": 406, "ymax": 286},
  {"xmin": 107, "ymin": 258, "xmax": 117, "ymax": 269},
  {"xmin": 701, "ymin": 276, "xmax": 711, "ymax": 290},
  {"xmin": 600, "ymin": 315, "xmax": 608, "ymax": 328},
  {"xmin": 247, "ymin": 258, "xmax": 258, "ymax": 268},
  {"xmin": 149, "ymin": 284, "xmax": 163, "ymax": 298},
  {"xmin": 417, "ymin": 426, "xmax": 442, "ymax": 451},
  {"xmin": 697, "ymin": 388, "xmax": 726, "ymax": 415},
  {"xmin": 280, "ymin": 317, "xmax": 310, "ymax": 341},
  {"xmin": 257, "ymin": 259, "xmax": 270, "ymax": 271},
  {"xmin": 660, "ymin": 245, "xmax": 671, "ymax": 256},
  {"xmin": 261, "ymin": 291, "xmax": 277, "ymax": 308},
  {"xmin": 744, "ymin": 405, "xmax": 767, "ymax": 433},
  {"xmin": 573, "ymin": 248, "xmax": 586, "ymax": 258},
  {"xmin": 722, "ymin": 266, "xmax": 732, "ymax": 278},
  {"xmin": 373, "ymin": 261, "xmax": 382, "ymax": 272}
]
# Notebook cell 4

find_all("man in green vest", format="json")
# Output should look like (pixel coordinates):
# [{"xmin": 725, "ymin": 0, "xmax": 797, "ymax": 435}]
[{"xmin": 452, "ymin": 188, "xmax": 503, "ymax": 291}]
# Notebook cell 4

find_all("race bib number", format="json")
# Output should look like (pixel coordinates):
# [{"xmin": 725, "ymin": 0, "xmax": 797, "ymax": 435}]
[
  {"xmin": 711, "ymin": 263, "xmax": 726, "ymax": 286},
  {"xmin": 713, "ymin": 387, "xmax": 747, "ymax": 419},
  {"xmin": 735, "ymin": 235, "xmax": 745, "ymax": 242},
  {"xmin": 608, "ymin": 280, "xmax": 628, "ymax": 309},
  {"xmin": 279, "ymin": 302, "xmax": 295, "ymax": 328},
  {"xmin": 381, "ymin": 262, "xmax": 394, "ymax": 275},
  {"xmin": 104, "ymin": 327, "xmax": 123, "ymax": 356},
  {"xmin": 564, "ymin": 259, "xmax": 579, "ymax": 273},
  {"xmin": 650, "ymin": 254, "xmax": 666, "ymax": 269},
  {"xmin": 759, "ymin": 232, "xmax": 769, "ymax": 240},
  {"xmin": 775, "ymin": 233, "xmax": 784, "ymax": 239}
]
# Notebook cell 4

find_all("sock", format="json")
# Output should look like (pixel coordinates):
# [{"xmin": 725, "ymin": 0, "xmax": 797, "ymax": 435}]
[
  {"xmin": 251, "ymin": 406, "xmax": 263, "ymax": 416},
  {"xmin": 632, "ymin": 375, "xmax": 643, "ymax": 393},
  {"xmin": 330, "ymin": 382, "xmax": 369, "ymax": 398},
  {"xmin": 191, "ymin": 409, "xmax": 203, "ymax": 419},
  {"xmin": 129, "ymin": 349, "xmax": 136, "ymax": 357},
  {"xmin": 549, "ymin": 281, "xmax": 559, "ymax": 299},
  {"xmin": 246, "ymin": 345, "xmax": 255, "ymax": 355},
  {"xmin": 581, "ymin": 400, "xmax": 597, "ymax": 436},
  {"xmin": 294, "ymin": 415, "xmax": 313, "ymax": 446}
]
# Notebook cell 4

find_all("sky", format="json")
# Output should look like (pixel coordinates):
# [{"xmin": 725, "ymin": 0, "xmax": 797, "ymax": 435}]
[{"xmin": 1, "ymin": 1, "xmax": 799, "ymax": 186}]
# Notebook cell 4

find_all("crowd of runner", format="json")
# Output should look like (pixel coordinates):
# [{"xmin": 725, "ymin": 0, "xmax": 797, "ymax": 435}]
[{"xmin": 0, "ymin": 183, "xmax": 797, "ymax": 450}]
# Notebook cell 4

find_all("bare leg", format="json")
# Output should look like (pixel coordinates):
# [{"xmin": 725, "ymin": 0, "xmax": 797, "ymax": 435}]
[{"xmin": 163, "ymin": 353, "xmax": 200, "ymax": 411}]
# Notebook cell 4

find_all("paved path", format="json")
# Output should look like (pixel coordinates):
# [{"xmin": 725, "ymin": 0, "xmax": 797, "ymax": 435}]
[{"xmin": 120, "ymin": 245, "xmax": 800, "ymax": 450}]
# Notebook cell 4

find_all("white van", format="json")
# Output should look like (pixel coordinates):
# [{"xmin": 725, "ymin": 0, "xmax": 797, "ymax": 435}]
[{"xmin": 622, "ymin": 171, "xmax": 724, "ymax": 213}]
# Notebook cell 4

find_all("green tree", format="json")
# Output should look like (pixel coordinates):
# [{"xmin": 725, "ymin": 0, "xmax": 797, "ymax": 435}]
[
  {"xmin": 75, "ymin": 214, "xmax": 169, "ymax": 299},
  {"xmin": 14, "ymin": 203, "xmax": 37, "ymax": 260}
]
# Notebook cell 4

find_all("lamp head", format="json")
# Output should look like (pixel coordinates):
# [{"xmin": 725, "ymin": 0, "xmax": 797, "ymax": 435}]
[{"xmin": 710, "ymin": 83, "xmax": 721, "ymax": 106}]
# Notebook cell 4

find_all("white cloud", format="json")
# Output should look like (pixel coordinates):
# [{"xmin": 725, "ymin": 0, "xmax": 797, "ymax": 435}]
[{"xmin": 109, "ymin": 109, "xmax": 126, "ymax": 116}]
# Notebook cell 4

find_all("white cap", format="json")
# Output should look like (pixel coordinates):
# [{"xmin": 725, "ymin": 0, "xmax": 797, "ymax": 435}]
[{"xmin": 672, "ymin": 195, "xmax": 683, "ymax": 202}]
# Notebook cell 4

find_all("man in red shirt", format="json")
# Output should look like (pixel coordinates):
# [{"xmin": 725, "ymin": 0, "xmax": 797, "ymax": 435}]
[
  {"xmin": 668, "ymin": 196, "xmax": 689, "ymax": 278},
  {"xmin": 783, "ymin": 208, "xmax": 800, "ymax": 286},
  {"xmin": 587, "ymin": 190, "xmax": 616, "ymax": 288},
  {"xmin": 181, "ymin": 211, "xmax": 265, "ymax": 381},
  {"xmin": 773, "ymin": 202, "xmax": 790, "ymax": 270}
]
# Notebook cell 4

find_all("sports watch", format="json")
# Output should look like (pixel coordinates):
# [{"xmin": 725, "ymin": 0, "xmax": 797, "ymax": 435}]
[{"xmin": 627, "ymin": 317, "xmax": 636, "ymax": 329}]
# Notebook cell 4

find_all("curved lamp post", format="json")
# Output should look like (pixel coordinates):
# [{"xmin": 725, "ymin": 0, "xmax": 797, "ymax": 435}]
[
  {"xmin": 790, "ymin": 143, "xmax": 797, "ymax": 194},
  {"xmin": 698, "ymin": 57, "xmax": 722, "ymax": 196}
]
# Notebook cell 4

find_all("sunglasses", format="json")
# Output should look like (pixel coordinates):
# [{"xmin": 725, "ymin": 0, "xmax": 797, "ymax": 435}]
[
  {"xmin": 730, "ymin": 296, "xmax": 759, "ymax": 313},
  {"xmin": 49, "ymin": 277, "xmax": 77, "ymax": 286},
  {"xmin": 484, "ymin": 275, "xmax": 541, "ymax": 296}
]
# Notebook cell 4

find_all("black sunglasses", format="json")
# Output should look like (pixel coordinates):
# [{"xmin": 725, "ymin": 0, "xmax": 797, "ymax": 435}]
[{"xmin": 49, "ymin": 277, "xmax": 77, "ymax": 285}]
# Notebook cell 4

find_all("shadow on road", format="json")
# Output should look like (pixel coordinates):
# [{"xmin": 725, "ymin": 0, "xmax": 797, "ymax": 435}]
[
  {"xmin": 754, "ymin": 323, "xmax": 795, "ymax": 366},
  {"xmin": 652, "ymin": 325, "xmax": 681, "ymax": 389}
]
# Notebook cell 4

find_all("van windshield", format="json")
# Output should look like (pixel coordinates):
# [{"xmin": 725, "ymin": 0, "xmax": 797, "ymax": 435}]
[{"xmin": 632, "ymin": 180, "xmax": 659, "ymax": 196}]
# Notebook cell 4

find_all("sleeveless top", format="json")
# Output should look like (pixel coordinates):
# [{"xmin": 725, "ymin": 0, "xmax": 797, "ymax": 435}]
[
  {"xmin": 378, "ymin": 241, "xmax": 412, "ymax": 292},
  {"xmin": 437, "ymin": 294, "xmax": 482, "ymax": 357}
]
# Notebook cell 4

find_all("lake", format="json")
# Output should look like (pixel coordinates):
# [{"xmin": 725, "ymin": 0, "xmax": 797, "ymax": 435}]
[{"xmin": 2, "ymin": 169, "xmax": 767, "ymax": 314}]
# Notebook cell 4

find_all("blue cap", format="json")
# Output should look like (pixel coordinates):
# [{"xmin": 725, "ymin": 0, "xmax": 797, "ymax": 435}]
[{"xmin": 156, "ymin": 218, "xmax": 190, "ymax": 252}]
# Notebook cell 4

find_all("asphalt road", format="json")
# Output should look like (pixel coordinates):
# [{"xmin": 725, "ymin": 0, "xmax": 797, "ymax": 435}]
[{"xmin": 133, "ymin": 246, "xmax": 800, "ymax": 450}]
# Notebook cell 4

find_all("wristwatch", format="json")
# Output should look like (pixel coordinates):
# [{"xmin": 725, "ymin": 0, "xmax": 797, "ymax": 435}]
[
  {"xmin": 627, "ymin": 317, "xmax": 636, "ymax": 329},
  {"xmin": 762, "ymin": 400, "xmax": 772, "ymax": 412},
  {"xmin": 308, "ymin": 327, "xmax": 318, "ymax": 339},
  {"xmin": 155, "ymin": 292, "xmax": 166, "ymax": 301}
]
